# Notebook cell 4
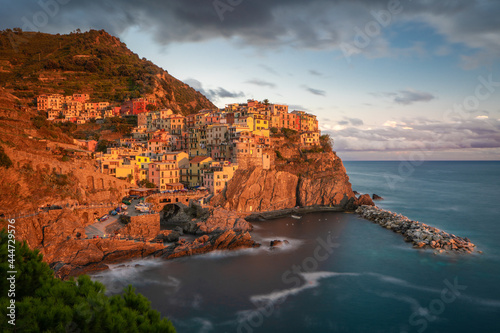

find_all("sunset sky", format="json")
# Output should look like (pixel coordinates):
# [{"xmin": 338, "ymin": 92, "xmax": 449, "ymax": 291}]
[{"xmin": 2, "ymin": 0, "xmax": 500, "ymax": 160}]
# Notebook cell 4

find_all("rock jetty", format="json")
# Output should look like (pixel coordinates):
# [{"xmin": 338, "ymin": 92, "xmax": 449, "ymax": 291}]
[{"xmin": 356, "ymin": 205, "xmax": 476, "ymax": 253}]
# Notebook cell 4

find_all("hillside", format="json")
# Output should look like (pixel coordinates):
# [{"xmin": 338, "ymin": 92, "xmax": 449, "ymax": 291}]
[
  {"xmin": 0, "ymin": 29, "xmax": 216, "ymax": 114},
  {"xmin": 0, "ymin": 88, "xmax": 132, "ymax": 216}
]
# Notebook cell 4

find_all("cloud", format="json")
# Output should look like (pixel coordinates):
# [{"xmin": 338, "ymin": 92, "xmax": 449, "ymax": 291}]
[
  {"xmin": 259, "ymin": 64, "xmax": 280, "ymax": 76},
  {"xmin": 2, "ymin": 0, "xmax": 500, "ymax": 75},
  {"xmin": 309, "ymin": 69, "xmax": 323, "ymax": 76},
  {"xmin": 394, "ymin": 90, "xmax": 436, "ymax": 105},
  {"xmin": 338, "ymin": 118, "xmax": 364, "ymax": 126},
  {"xmin": 289, "ymin": 104, "xmax": 308, "ymax": 111},
  {"xmin": 329, "ymin": 117, "xmax": 500, "ymax": 152},
  {"xmin": 245, "ymin": 79, "xmax": 276, "ymax": 88},
  {"xmin": 184, "ymin": 78, "xmax": 244, "ymax": 101},
  {"xmin": 2, "ymin": 1, "xmax": 500, "ymax": 68},
  {"xmin": 208, "ymin": 87, "xmax": 245, "ymax": 99},
  {"xmin": 373, "ymin": 90, "xmax": 436, "ymax": 105},
  {"xmin": 302, "ymin": 85, "xmax": 326, "ymax": 96},
  {"xmin": 348, "ymin": 118, "xmax": 364, "ymax": 126}
]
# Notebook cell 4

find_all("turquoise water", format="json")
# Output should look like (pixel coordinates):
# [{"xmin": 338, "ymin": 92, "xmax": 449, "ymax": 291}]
[{"xmin": 92, "ymin": 161, "xmax": 500, "ymax": 332}]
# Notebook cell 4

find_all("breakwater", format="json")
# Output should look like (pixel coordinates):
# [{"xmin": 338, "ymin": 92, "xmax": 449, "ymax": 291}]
[{"xmin": 356, "ymin": 205, "xmax": 477, "ymax": 253}]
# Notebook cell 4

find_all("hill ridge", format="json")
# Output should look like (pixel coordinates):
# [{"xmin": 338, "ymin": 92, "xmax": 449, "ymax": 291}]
[{"xmin": 0, "ymin": 28, "xmax": 216, "ymax": 114}]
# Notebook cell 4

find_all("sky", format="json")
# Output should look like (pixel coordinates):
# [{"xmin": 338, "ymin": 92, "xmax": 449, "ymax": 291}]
[{"xmin": 1, "ymin": 0, "xmax": 500, "ymax": 160}]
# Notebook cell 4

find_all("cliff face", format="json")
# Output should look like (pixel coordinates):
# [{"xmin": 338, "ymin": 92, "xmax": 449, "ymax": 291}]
[
  {"xmin": 212, "ymin": 151, "xmax": 360, "ymax": 213},
  {"xmin": 211, "ymin": 168, "xmax": 298, "ymax": 212},
  {"xmin": 296, "ymin": 153, "xmax": 355, "ymax": 207}
]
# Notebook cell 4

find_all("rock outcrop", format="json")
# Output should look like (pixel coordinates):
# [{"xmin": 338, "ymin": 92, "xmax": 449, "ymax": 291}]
[
  {"xmin": 296, "ymin": 153, "xmax": 356, "ymax": 207},
  {"xmin": 211, "ymin": 168, "xmax": 298, "ymax": 212},
  {"xmin": 118, "ymin": 214, "xmax": 160, "ymax": 240},
  {"xmin": 8, "ymin": 204, "xmax": 259, "ymax": 279},
  {"xmin": 356, "ymin": 194, "xmax": 375, "ymax": 207},
  {"xmin": 182, "ymin": 207, "xmax": 253, "ymax": 235},
  {"xmin": 50, "ymin": 239, "xmax": 163, "ymax": 279},
  {"xmin": 161, "ymin": 230, "xmax": 259, "ymax": 259},
  {"xmin": 212, "ymin": 151, "xmax": 363, "ymax": 212},
  {"xmin": 356, "ymin": 205, "xmax": 477, "ymax": 254}
]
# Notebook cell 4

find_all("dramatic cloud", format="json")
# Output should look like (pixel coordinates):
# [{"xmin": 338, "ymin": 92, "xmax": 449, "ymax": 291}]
[
  {"xmin": 329, "ymin": 117, "xmax": 500, "ymax": 152},
  {"xmin": 2, "ymin": 1, "xmax": 499, "ymax": 67},
  {"xmin": 302, "ymin": 85, "xmax": 326, "ymax": 96},
  {"xmin": 184, "ymin": 78, "xmax": 243, "ymax": 101},
  {"xmin": 245, "ymin": 79, "xmax": 276, "ymax": 89}
]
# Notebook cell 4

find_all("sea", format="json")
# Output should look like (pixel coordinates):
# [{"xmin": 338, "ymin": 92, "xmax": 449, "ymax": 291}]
[{"xmin": 91, "ymin": 161, "xmax": 500, "ymax": 333}]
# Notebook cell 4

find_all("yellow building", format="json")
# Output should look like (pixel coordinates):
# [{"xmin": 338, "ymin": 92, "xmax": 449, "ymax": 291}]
[
  {"xmin": 189, "ymin": 127, "xmax": 208, "ymax": 157},
  {"xmin": 203, "ymin": 161, "xmax": 238, "ymax": 194},
  {"xmin": 163, "ymin": 151, "xmax": 189, "ymax": 169},
  {"xmin": 300, "ymin": 131, "xmax": 320, "ymax": 146},
  {"xmin": 182, "ymin": 156, "xmax": 212, "ymax": 188},
  {"xmin": 250, "ymin": 113, "xmax": 270, "ymax": 137},
  {"xmin": 115, "ymin": 165, "xmax": 135, "ymax": 183}
]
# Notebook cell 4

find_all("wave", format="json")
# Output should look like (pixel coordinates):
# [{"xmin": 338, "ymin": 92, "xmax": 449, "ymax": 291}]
[
  {"xmin": 175, "ymin": 317, "xmax": 213, "ymax": 333},
  {"xmin": 249, "ymin": 271, "xmax": 359, "ymax": 305},
  {"xmin": 366, "ymin": 272, "xmax": 442, "ymax": 294},
  {"xmin": 193, "ymin": 247, "xmax": 268, "ymax": 259}
]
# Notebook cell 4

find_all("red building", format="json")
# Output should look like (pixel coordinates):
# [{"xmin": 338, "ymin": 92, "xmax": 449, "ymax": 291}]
[{"xmin": 120, "ymin": 98, "xmax": 156, "ymax": 115}]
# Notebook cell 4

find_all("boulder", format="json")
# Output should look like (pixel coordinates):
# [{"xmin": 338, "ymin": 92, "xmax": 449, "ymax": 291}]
[
  {"xmin": 270, "ymin": 240, "xmax": 283, "ymax": 248},
  {"xmin": 372, "ymin": 194, "xmax": 384, "ymax": 200},
  {"xmin": 356, "ymin": 194, "xmax": 375, "ymax": 206}
]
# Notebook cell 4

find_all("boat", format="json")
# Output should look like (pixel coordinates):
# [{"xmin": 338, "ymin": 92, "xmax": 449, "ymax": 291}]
[{"xmin": 291, "ymin": 215, "xmax": 302, "ymax": 219}]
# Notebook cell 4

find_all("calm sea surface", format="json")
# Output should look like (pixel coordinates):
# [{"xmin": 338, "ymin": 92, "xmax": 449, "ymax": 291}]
[{"xmin": 92, "ymin": 161, "xmax": 500, "ymax": 332}]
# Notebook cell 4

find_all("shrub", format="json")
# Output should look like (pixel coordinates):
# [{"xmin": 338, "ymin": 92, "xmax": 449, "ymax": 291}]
[{"xmin": 0, "ymin": 229, "xmax": 176, "ymax": 332}]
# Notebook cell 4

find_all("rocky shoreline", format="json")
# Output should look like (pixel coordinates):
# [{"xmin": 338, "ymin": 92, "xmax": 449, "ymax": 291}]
[{"xmin": 356, "ymin": 205, "xmax": 477, "ymax": 254}]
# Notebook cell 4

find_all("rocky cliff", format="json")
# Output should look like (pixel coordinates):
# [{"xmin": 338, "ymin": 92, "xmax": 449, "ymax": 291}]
[
  {"xmin": 211, "ymin": 168, "xmax": 298, "ymax": 212},
  {"xmin": 5, "ymin": 204, "xmax": 259, "ymax": 279},
  {"xmin": 212, "ymin": 150, "xmax": 369, "ymax": 213}
]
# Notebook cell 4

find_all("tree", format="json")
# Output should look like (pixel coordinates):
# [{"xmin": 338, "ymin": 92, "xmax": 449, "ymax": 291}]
[
  {"xmin": 0, "ymin": 229, "xmax": 176, "ymax": 332},
  {"xmin": 320, "ymin": 134, "xmax": 333, "ymax": 153},
  {"xmin": 262, "ymin": 99, "xmax": 270, "ymax": 105},
  {"xmin": 96, "ymin": 140, "xmax": 110, "ymax": 153}
]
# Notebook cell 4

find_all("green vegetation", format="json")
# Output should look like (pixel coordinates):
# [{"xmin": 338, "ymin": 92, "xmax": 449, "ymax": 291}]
[
  {"xmin": 96, "ymin": 140, "xmax": 112, "ymax": 153},
  {"xmin": 320, "ymin": 134, "xmax": 333, "ymax": 153},
  {"xmin": 0, "ymin": 146, "xmax": 12, "ymax": 168},
  {"xmin": 139, "ymin": 179, "xmax": 157, "ymax": 188},
  {"xmin": 0, "ymin": 29, "xmax": 216, "ymax": 114},
  {"xmin": 30, "ymin": 115, "xmax": 73, "ymax": 143},
  {"xmin": 0, "ymin": 229, "xmax": 176, "ymax": 332},
  {"xmin": 281, "ymin": 128, "xmax": 299, "ymax": 142}
]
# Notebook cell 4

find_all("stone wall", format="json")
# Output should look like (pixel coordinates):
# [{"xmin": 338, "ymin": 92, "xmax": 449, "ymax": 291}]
[{"xmin": 120, "ymin": 214, "xmax": 160, "ymax": 240}]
